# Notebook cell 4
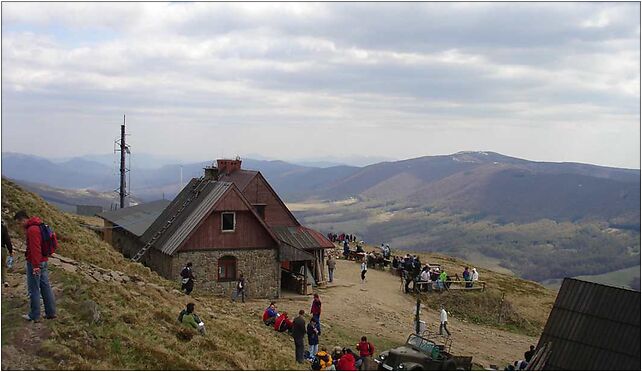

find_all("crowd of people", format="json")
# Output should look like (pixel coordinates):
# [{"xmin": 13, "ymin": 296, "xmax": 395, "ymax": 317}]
[
  {"xmin": 260, "ymin": 294, "xmax": 376, "ymax": 370},
  {"xmin": 389, "ymin": 254, "xmax": 481, "ymax": 293},
  {"xmin": 327, "ymin": 232, "xmax": 358, "ymax": 243},
  {"xmin": 504, "ymin": 345, "xmax": 536, "ymax": 370}
]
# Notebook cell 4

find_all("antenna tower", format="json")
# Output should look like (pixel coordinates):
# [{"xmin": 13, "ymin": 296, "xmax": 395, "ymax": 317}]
[{"xmin": 114, "ymin": 115, "xmax": 131, "ymax": 208}]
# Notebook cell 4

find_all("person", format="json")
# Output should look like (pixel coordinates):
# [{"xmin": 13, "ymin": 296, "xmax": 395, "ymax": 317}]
[
  {"xmin": 524, "ymin": 345, "xmax": 535, "ymax": 363},
  {"xmin": 316, "ymin": 346, "xmax": 335, "ymax": 371},
  {"xmin": 274, "ymin": 312, "xmax": 293, "ymax": 332},
  {"xmin": 311, "ymin": 293, "xmax": 322, "ymax": 333},
  {"xmin": 263, "ymin": 302, "xmax": 278, "ymax": 326},
  {"xmin": 327, "ymin": 256, "xmax": 336, "ymax": 283},
  {"xmin": 355, "ymin": 243, "xmax": 364, "ymax": 254},
  {"xmin": 356, "ymin": 336, "xmax": 375, "ymax": 368},
  {"xmin": 307, "ymin": 318, "xmax": 319, "ymax": 361},
  {"xmin": 472, "ymin": 268, "xmax": 479, "ymax": 282},
  {"xmin": 178, "ymin": 302, "xmax": 206, "ymax": 334},
  {"xmin": 14, "ymin": 211, "xmax": 56, "ymax": 321},
  {"xmin": 384, "ymin": 244, "xmax": 391, "ymax": 259},
  {"xmin": 463, "ymin": 267, "xmax": 472, "ymax": 288},
  {"xmin": 232, "ymin": 272, "xmax": 246, "ymax": 302},
  {"xmin": 337, "ymin": 348, "xmax": 357, "ymax": 371},
  {"xmin": 343, "ymin": 241, "xmax": 350, "ymax": 260},
  {"xmin": 360, "ymin": 259, "xmax": 367, "ymax": 283},
  {"xmin": 2, "ymin": 220, "xmax": 14, "ymax": 287},
  {"xmin": 439, "ymin": 304, "xmax": 451, "ymax": 336},
  {"xmin": 292, "ymin": 309, "xmax": 307, "ymax": 363},
  {"xmin": 420, "ymin": 267, "xmax": 431, "ymax": 292},
  {"xmin": 439, "ymin": 269, "xmax": 448, "ymax": 291},
  {"xmin": 391, "ymin": 256, "xmax": 399, "ymax": 269},
  {"xmin": 180, "ymin": 262, "xmax": 195, "ymax": 295}
]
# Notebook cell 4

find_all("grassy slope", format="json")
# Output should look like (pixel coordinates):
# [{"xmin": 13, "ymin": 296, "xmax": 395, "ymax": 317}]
[{"xmin": 1, "ymin": 178, "xmax": 300, "ymax": 370}]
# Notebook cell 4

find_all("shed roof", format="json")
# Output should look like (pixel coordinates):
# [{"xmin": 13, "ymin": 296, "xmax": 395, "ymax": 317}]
[
  {"xmin": 97, "ymin": 199, "xmax": 171, "ymax": 237},
  {"xmin": 140, "ymin": 179, "xmax": 232, "ymax": 255},
  {"xmin": 537, "ymin": 278, "xmax": 640, "ymax": 370},
  {"xmin": 272, "ymin": 226, "xmax": 334, "ymax": 251}
]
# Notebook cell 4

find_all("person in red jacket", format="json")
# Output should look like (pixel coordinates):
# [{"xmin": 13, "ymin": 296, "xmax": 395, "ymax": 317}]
[
  {"xmin": 263, "ymin": 302, "xmax": 278, "ymax": 326},
  {"xmin": 14, "ymin": 211, "xmax": 56, "ymax": 321},
  {"xmin": 274, "ymin": 311, "xmax": 292, "ymax": 333},
  {"xmin": 311, "ymin": 293, "xmax": 322, "ymax": 333},
  {"xmin": 355, "ymin": 336, "xmax": 375, "ymax": 368},
  {"xmin": 337, "ymin": 348, "xmax": 357, "ymax": 371}
]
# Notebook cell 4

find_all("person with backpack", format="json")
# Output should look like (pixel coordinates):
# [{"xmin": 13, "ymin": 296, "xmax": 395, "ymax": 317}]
[
  {"xmin": 337, "ymin": 348, "xmax": 357, "ymax": 371},
  {"xmin": 14, "ymin": 210, "xmax": 56, "ymax": 322},
  {"xmin": 355, "ymin": 336, "xmax": 375, "ymax": 369},
  {"xmin": 307, "ymin": 317, "xmax": 319, "ymax": 361},
  {"xmin": 180, "ymin": 262, "xmax": 195, "ymax": 295},
  {"xmin": 232, "ymin": 272, "xmax": 246, "ymax": 303},
  {"xmin": 2, "ymin": 220, "xmax": 14, "ymax": 288},
  {"xmin": 274, "ymin": 311, "xmax": 293, "ymax": 333}
]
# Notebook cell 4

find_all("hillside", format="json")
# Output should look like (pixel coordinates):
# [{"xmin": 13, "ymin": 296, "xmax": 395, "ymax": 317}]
[{"xmin": 0, "ymin": 178, "xmax": 558, "ymax": 369}]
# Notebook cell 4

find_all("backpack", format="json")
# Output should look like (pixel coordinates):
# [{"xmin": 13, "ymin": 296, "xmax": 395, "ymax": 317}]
[
  {"xmin": 311, "ymin": 356, "xmax": 322, "ymax": 371},
  {"xmin": 39, "ymin": 223, "xmax": 58, "ymax": 257}
]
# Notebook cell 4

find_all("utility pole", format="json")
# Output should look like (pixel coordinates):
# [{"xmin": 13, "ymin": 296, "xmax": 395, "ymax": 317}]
[
  {"xmin": 415, "ymin": 298, "xmax": 421, "ymax": 334},
  {"xmin": 119, "ymin": 115, "xmax": 127, "ymax": 208}
]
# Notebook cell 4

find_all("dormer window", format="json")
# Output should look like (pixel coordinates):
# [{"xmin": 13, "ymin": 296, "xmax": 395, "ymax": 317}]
[{"xmin": 222, "ymin": 212, "xmax": 235, "ymax": 232}]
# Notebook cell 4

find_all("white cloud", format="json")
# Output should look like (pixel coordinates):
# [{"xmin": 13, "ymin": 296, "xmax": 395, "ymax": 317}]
[{"xmin": 1, "ymin": 2, "xmax": 639, "ymax": 168}]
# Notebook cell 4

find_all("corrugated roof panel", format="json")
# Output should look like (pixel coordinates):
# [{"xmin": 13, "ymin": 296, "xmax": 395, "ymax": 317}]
[
  {"xmin": 538, "ymin": 278, "xmax": 640, "ymax": 371},
  {"xmin": 97, "ymin": 199, "xmax": 171, "ymax": 236},
  {"xmin": 159, "ymin": 182, "xmax": 231, "ymax": 255}
]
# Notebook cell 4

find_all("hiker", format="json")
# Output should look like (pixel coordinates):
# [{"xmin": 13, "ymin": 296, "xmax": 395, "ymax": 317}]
[
  {"xmin": 274, "ymin": 311, "xmax": 293, "ymax": 333},
  {"xmin": 438, "ymin": 269, "xmax": 448, "ymax": 291},
  {"xmin": 315, "ymin": 346, "xmax": 335, "ymax": 370},
  {"xmin": 337, "ymin": 348, "xmax": 357, "ymax": 371},
  {"xmin": 307, "ymin": 318, "xmax": 319, "ymax": 361},
  {"xmin": 178, "ymin": 302, "xmax": 205, "ymax": 334},
  {"xmin": 293, "ymin": 310, "xmax": 307, "ymax": 363},
  {"xmin": 384, "ymin": 244, "xmax": 391, "ymax": 259},
  {"xmin": 14, "ymin": 211, "xmax": 56, "ymax": 321},
  {"xmin": 439, "ymin": 304, "xmax": 451, "ymax": 336},
  {"xmin": 343, "ymin": 241, "xmax": 350, "ymax": 260},
  {"xmin": 524, "ymin": 345, "xmax": 535, "ymax": 363},
  {"xmin": 420, "ymin": 267, "xmax": 431, "ymax": 292},
  {"xmin": 360, "ymin": 259, "xmax": 367, "ymax": 283},
  {"xmin": 2, "ymin": 220, "xmax": 14, "ymax": 287},
  {"xmin": 232, "ymin": 272, "xmax": 246, "ymax": 302},
  {"xmin": 180, "ymin": 262, "xmax": 195, "ymax": 295},
  {"xmin": 311, "ymin": 293, "xmax": 322, "ymax": 333},
  {"xmin": 472, "ymin": 268, "xmax": 479, "ymax": 282},
  {"xmin": 263, "ymin": 302, "xmax": 278, "ymax": 326},
  {"xmin": 327, "ymin": 256, "xmax": 336, "ymax": 283},
  {"xmin": 355, "ymin": 336, "xmax": 375, "ymax": 369},
  {"xmin": 463, "ymin": 267, "xmax": 472, "ymax": 288}
]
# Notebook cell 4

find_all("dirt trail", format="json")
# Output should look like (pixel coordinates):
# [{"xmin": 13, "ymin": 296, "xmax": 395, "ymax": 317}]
[{"xmin": 300, "ymin": 259, "xmax": 537, "ymax": 368}]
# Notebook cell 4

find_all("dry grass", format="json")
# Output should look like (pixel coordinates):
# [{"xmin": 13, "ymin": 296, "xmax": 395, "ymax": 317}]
[{"xmin": 1, "ymin": 178, "xmax": 300, "ymax": 370}]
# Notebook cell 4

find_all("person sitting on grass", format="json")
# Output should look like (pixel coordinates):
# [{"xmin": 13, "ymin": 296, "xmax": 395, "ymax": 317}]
[
  {"xmin": 274, "ymin": 311, "xmax": 293, "ymax": 333},
  {"xmin": 263, "ymin": 301, "xmax": 278, "ymax": 326},
  {"xmin": 178, "ymin": 302, "xmax": 205, "ymax": 335},
  {"xmin": 337, "ymin": 348, "xmax": 357, "ymax": 371},
  {"xmin": 315, "ymin": 346, "xmax": 335, "ymax": 371}
]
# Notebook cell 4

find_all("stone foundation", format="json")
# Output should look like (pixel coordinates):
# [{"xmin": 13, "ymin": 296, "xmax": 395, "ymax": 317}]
[{"xmin": 170, "ymin": 248, "xmax": 280, "ymax": 299}]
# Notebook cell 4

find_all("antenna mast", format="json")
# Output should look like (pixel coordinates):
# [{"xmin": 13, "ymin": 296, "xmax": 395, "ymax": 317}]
[{"xmin": 115, "ymin": 115, "xmax": 130, "ymax": 208}]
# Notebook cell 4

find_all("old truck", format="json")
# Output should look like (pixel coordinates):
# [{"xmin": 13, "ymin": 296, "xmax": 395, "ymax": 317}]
[{"xmin": 375, "ymin": 333, "xmax": 473, "ymax": 371}]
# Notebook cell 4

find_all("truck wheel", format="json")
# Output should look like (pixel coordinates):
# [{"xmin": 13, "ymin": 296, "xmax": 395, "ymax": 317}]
[{"xmin": 442, "ymin": 360, "xmax": 457, "ymax": 370}]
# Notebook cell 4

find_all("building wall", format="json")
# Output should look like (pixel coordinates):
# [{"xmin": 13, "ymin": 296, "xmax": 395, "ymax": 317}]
[
  {"xmin": 171, "ymin": 248, "xmax": 280, "ymax": 298},
  {"xmin": 111, "ymin": 227, "xmax": 144, "ymax": 259},
  {"xmin": 179, "ymin": 189, "xmax": 277, "ymax": 251},
  {"xmin": 242, "ymin": 174, "xmax": 299, "ymax": 227}
]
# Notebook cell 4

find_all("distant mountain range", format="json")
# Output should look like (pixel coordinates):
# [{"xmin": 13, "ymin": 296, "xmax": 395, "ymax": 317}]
[{"xmin": 2, "ymin": 151, "xmax": 639, "ymax": 226}]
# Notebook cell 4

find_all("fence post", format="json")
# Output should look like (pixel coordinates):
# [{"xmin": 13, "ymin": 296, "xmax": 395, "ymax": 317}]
[{"xmin": 498, "ymin": 292, "xmax": 505, "ymax": 323}]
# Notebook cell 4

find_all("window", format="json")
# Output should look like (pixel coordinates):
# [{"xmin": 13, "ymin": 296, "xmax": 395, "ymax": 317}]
[
  {"xmin": 218, "ymin": 256, "xmax": 237, "ymax": 281},
  {"xmin": 221, "ymin": 212, "xmax": 235, "ymax": 231},
  {"xmin": 253, "ymin": 204, "xmax": 266, "ymax": 219}
]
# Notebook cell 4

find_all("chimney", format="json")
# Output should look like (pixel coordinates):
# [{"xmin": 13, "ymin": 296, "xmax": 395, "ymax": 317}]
[
  {"xmin": 217, "ymin": 157, "xmax": 242, "ymax": 175},
  {"xmin": 203, "ymin": 164, "xmax": 219, "ymax": 180}
]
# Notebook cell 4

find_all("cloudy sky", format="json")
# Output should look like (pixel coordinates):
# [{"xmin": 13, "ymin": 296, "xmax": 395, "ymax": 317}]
[{"xmin": 2, "ymin": 2, "xmax": 640, "ymax": 168}]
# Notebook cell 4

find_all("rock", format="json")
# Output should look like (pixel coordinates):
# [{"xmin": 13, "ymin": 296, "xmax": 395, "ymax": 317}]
[
  {"xmin": 48, "ymin": 257, "xmax": 61, "ymax": 265},
  {"xmin": 90, "ymin": 272, "xmax": 103, "ymax": 282},
  {"xmin": 171, "ymin": 289, "xmax": 183, "ymax": 295},
  {"xmin": 60, "ymin": 263, "xmax": 77, "ymax": 273},
  {"xmin": 137, "ymin": 281, "xmax": 146, "ymax": 287},
  {"xmin": 102, "ymin": 274, "xmax": 112, "ymax": 282},
  {"xmin": 84, "ymin": 274, "xmax": 98, "ymax": 283},
  {"xmin": 120, "ymin": 275, "xmax": 131, "ymax": 283},
  {"xmin": 79, "ymin": 300, "xmax": 101, "ymax": 324}
]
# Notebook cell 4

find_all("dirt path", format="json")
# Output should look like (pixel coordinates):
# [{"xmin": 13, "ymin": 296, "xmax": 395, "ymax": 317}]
[{"xmin": 300, "ymin": 259, "xmax": 536, "ymax": 368}]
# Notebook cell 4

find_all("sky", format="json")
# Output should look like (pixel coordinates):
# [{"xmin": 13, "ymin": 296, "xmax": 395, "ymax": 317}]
[{"xmin": 1, "ymin": 2, "xmax": 640, "ymax": 168}]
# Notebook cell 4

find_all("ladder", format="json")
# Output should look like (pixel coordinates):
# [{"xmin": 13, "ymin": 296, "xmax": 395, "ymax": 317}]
[{"xmin": 131, "ymin": 177, "xmax": 209, "ymax": 262}]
